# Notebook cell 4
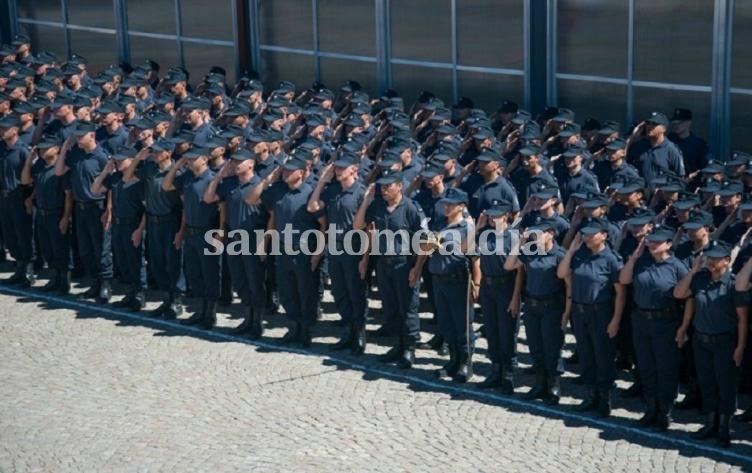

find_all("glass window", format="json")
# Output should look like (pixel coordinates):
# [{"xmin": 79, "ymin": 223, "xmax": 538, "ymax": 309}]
[
  {"xmin": 126, "ymin": 0, "xmax": 176, "ymax": 35},
  {"xmin": 557, "ymin": 0, "xmax": 628, "ymax": 77},
  {"xmin": 69, "ymin": 31, "xmax": 118, "ymax": 72},
  {"xmin": 16, "ymin": 0, "xmax": 62, "ymax": 22},
  {"xmin": 557, "ymin": 80, "xmax": 627, "ymax": 128},
  {"xmin": 391, "ymin": 64, "xmax": 453, "ymax": 107},
  {"xmin": 20, "ymin": 24, "xmax": 68, "ymax": 59},
  {"xmin": 318, "ymin": 0, "xmax": 375, "ymax": 56},
  {"xmin": 182, "ymin": 43, "xmax": 236, "ymax": 84},
  {"xmin": 259, "ymin": 0, "xmax": 313, "ymax": 49},
  {"xmin": 632, "ymin": 87, "xmax": 711, "ymax": 141},
  {"xmin": 319, "ymin": 58, "xmax": 377, "ymax": 97},
  {"xmin": 260, "ymin": 51, "xmax": 315, "ymax": 93},
  {"xmin": 128, "ymin": 35, "xmax": 180, "ymax": 73},
  {"xmin": 633, "ymin": 0, "xmax": 713, "ymax": 85},
  {"xmin": 730, "ymin": 94, "xmax": 752, "ymax": 152},
  {"xmin": 67, "ymin": 0, "xmax": 115, "ymax": 28},
  {"xmin": 457, "ymin": 71, "xmax": 523, "ymax": 113},
  {"xmin": 457, "ymin": 0, "xmax": 523, "ymax": 69},
  {"xmin": 732, "ymin": 2, "xmax": 752, "ymax": 88},
  {"xmin": 180, "ymin": 0, "xmax": 233, "ymax": 41},
  {"xmin": 390, "ymin": 0, "xmax": 451, "ymax": 62}
]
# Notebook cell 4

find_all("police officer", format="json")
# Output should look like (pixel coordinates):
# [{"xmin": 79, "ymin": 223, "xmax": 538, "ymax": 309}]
[
  {"xmin": 558, "ymin": 218, "xmax": 625, "ymax": 417},
  {"xmin": 628, "ymin": 112, "xmax": 685, "ymax": 185},
  {"xmin": 91, "ymin": 145, "xmax": 147, "ymax": 312},
  {"xmin": 559, "ymin": 144, "xmax": 600, "ymax": 204},
  {"xmin": 54, "ymin": 121, "xmax": 113, "ymax": 302},
  {"xmin": 162, "ymin": 146, "xmax": 221, "ymax": 329},
  {"xmin": 0, "ymin": 114, "xmax": 34, "ymax": 286},
  {"xmin": 427, "ymin": 188, "xmax": 479, "ymax": 382},
  {"xmin": 204, "ymin": 148, "xmax": 268, "ymax": 338},
  {"xmin": 667, "ymin": 108, "xmax": 709, "ymax": 178},
  {"xmin": 308, "ymin": 155, "xmax": 368, "ymax": 354},
  {"xmin": 675, "ymin": 241, "xmax": 749, "ymax": 447},
  {"xmin": 506, "ymin": 220, "xmax": 567, "ymax": 403},
  {"xmin": 354, "ymin": 169, "xmax": 429, "ymax": 368},
  {"xmin": 619, "ymin": 225, "xmax": 688, "ymax": 430},
  {"xmin": 20, "ymin": 134, "xmax": 72, "ymax": 293}
]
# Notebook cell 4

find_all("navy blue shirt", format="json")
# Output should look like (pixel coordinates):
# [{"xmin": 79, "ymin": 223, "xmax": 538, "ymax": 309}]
[
  {"xmin": 31, "ymin": 159, "xmax": 70, "ymax": 209},
  {"xmin": 668, "ymin": 132, "xmax": 709, "ymax": 175},
  {"xmin": 274, "ymin": 182, "xmax": 323, "ymax": 248},
  {"xmin": 632, "ymin": 255, "xmax": 688, "ymax": 310},
  {"xmin": 511, "ymin": 167, "xmax": 559, "ymax": 205},
  {"xmin": 674, "ymin": 240, "xmax": 709, "ymax": 269},
  {"xmin": 559, "ymin": 168, "xmax": 600, "ymax": 204},
  {"xmin": 593, "ymin": 160, "xmax": 640, "ymax": 191},
  {"xmin": 632, "ymin": 138, "xmax": 686, "ymax": 184},
  {"xmin": 255, "ymin": 157, "xmax": 277, "ymax": 180},
  {"xmin": 477, "ymin": 228, "xmax": 514, "ymax": 278},
  {"xmin": 0, "ymin": 140, "xmax": 30, "ymax": 192},
  {"xmin": 65, "ymin": 146, "xmax": 109, "ymax": 203},
  {"xmin": 217, "ymin": 174, "xmax": 268, "ymax": 234},
  {"xmin": 465, "ymin": 175, "xmax": 520, "ymax": 219},
  {"xmin": 191, "ymin": 123, "xmax": 213, "ymax": 146},
  {"xmin": 43, "ymin": 117, "xmax": 78, "ymax": 141},
  {"xmin": 690, "ymin": 270, "xmax": 743, "ymax": 334},
  {"xmin": 139, "ymin": 160, "xmax": 183, "ymax": 217},
  {"xmin": 365, "ymin": 194, "xmax": 427, "ymax": 255},
  {"xmin": 519, "ymin": 243, "xmax": 566, "ymax": 299},
  {"xmin": 175, "ymin": 168, "xmax": 219, "ymax": 228},
  {"xmin": 102, "ymin": 172, "xmax": 145, "ymax": 220},
  {"xmin": 320, "ymin": 180, "xmax": 365, "ymax": 242},
  {"xmin": 570, "ymin": 246, "xmax": 623, "ymax": 304},
  {"xmin": 520, "ymin": 212, "xmax": 570, "ymax": 245},
  {"xmin": 428, "ymin": 220, "xmax": 470, "ymax": 275},
  {"xmin": 414, "ymin": 186, "xmax": 446, "ymax": 231},
  {"xmin": 96, "ymin": 126, "xmax": 128, "ymax": 154}
]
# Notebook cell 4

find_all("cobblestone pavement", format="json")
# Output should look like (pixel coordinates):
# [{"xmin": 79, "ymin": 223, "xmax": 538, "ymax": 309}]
[{"xmin": 1, "ymin": 267, "xmax": 751, "ymax": 472}]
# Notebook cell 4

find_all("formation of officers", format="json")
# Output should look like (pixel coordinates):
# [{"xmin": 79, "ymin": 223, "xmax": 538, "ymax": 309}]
[{"xmin": 1, "ymin": 36, "xmax": 751, "ymax": 446}]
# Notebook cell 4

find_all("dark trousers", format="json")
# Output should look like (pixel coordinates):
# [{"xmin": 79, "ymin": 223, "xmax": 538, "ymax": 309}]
[
  {"xmin": 376, "ymin": 256, "xmax": 421, "ymax": 341},
  {"xmin": 146, "ymin": 218, "xmax": 185, "ymax": 294},
  {"xmin": 183, "ymin": 231, "xmax": 221, "ymax": 300},
  {"xmin": 479, "ymin": 279, "xmax": 515, "ymax": 369},
  {"xmin": 524, "ymin": 299, "xmax": 565, "ymax": 378},
  {"xmin": 573, "ymin": 303, "xmax": 616, "ymax": 390},
  {"xmin": 0, "ymin": 192, "xmax": 33, "ymax": 262},
  {"xmin": 277, "ymin": 251, "xmax": 319, "ymax": 328},
  {"xmin": 35, "ymin": 209, "xmax": 71, "ymax": 271},
  {"xmin": 74, "ymin": 201, "xmax": 113, "ymax": 279},
  {"xmin": 112, "ymin": 221, "xmax": 146, "ymax": 288},
  {"xmin": 632, "ymin": 311, "xmax": 680, "ymax": 406},
  {"xmin": 432, "ymin": 274, "xmax": 473, "ymax": 354},
  {"xmin": 693, "ymin": 332, "xmax": 738, "ymax": 415},
  {"xmin": 328, "ymin": 252, "xmax": 367, "ymax": 327},
  {"xmin": 226, "ymin": 237, "xmax": 265, "ymax": 312}
]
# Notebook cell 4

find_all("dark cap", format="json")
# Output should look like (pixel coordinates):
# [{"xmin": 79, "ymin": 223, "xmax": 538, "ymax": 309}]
[
  {"xmin": 277, "ymin": 81, "xmax": 296, "ymax": 94},
  {"xmin": 150, "ymin": 139, "xmax": 176, "ymax": 153},
  {"xmin": 98, "ymin": 100, "xmax": 124, "ymax": 115},
  {"xmin": 36, "ymin": 134, "xmax": 62, "ymax": 149},
  {"xmin": 475, "ymin": 149, "xmax": 503, "ymax": 164},
  {"xmin": 582, "ymin": 118, "xmax": 601, "ymax": 131},
  {"xmin": 558, "ymin": 122, "xmax": 581, "ymax": 138},
  {"xmin": 716, "ymin": 180, "xmax": 744, "ymax": 197},
  {"xmin": 511, "ymin": 110, "xmax": 532, "ymax": 125},
  {"xmin": 112, "ymin": 145, "xmax": 139, "ymax": 161},
  {"xmin": 332, "ymin": 152, "xmax": 360, "ymax": 168},
  {"xmin": 703, "ymin": 240, "xmax": 732, "ymax": 258},
  {"xmin": 599, "ymin": 120, "xmax": 621, "ymax": 135},
  {"xmin": 646, "ymin": 112, "xmax": 669, "ymax": 127},
  {"xmin": 376, "ymin": 168, "xmax": 403, "ymax": 185},
  {"xmin": 728, "ymin": 151, "xmax": 750, "ymax": 166},
  {"xmin": 440, "ymin": 188, "xmax": 469, "ymax": 205},
  {"xmin": 519, "ymin": 144, "xmax": 542, "ymax": 157},
  {"xmin": 645, "ymin": 224, "xmax": 676, "ymax": 243},
  {"xmin": 563, "ymin": 144, "xmax": 587, "ymax": 158},
  {"xmin": 627, "ymin": 207, "xmax": 656, "ymax": 226},
  {"xmin": 281, "ymin": 157, "xmax": 308, "ymax": 171},
  {"xmin": 452, "ymin": 96, "xmax": 474, "ymax": 110},
  {"xmin": 683, "ymin": 210, "xmax": 714, "ymax": 230},
  {"xmin": 72, "ymin": 121, "xmax": 97, "ymax": 136},
  {"xmin": 420, "ymin": 162, "xmax": 445, "ymax": 179},
  {"xmin": 671, "ymin": 108, "xmax": 692, "ymax": 122},
  {"xmin": 184, "ymin": 147, "xmax": 211, "ymax": 159},
  {"xmin": 532, "ymin": 183, "xmax": 559, "ymax": 200},
  {"xmin": 581, "ymin": 192, "xmax": 609, "ymax": 209},
  {"xmin": 656, "ymin": 175, "xmax": 685, "ymax": 193},
  {"xmin": 606, "ymin": 137, "xmax": 628, "ymax": 152},
  {"xmin": 616, "ymin": 178, "xmax": 646, "ymax": 195},
  {"xmin": 673, "ymin": 193, "xmax": 701, "ymax": 210},
  {"xmin": 553, "ymin": 108, "xmax": 575, "ymax": 122},
  {"xmin": 702, "ymin": 160, "xmax": 725, "ymax": 174},
  {"xmin": 484, "ymin": 199, "xmax": 514, "ymax": 217},
  {"xmin": 0, "ymin": 115, "xmax": 21, "ymax": 128},
  {"xmin": 230, "ymin": 149, "xmax": 254, "ymax": 161},
  {"xmin": 498, "ymin": 100, "xmax": 518, "ymax": 114},
  {"xmin": 579, "ymin": 217, "xmax": 610, "ymax": 235},
  {"xmin": 341, "ymin": 80, "xmax": 361, "ymax": 93},
  {"xmin": 527, "ymin": 218, "xmax": 558, "ymax": 236}
]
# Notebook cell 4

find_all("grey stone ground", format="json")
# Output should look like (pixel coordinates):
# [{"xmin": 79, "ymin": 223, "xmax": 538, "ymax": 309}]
[{"xmin": 1, "ymin": 267, "xmax": 751, "ymax": 472}]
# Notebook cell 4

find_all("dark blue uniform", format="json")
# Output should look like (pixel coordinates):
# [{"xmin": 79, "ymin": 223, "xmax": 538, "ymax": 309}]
[
  {"xmin": 96, "ymin": 126, "xmax": 128, "ymax": 154},
  {"xmin": 559, "ymin": 169, "xmax": 600, "ymax": 204},
  {"xmin": 102, "ymin": 172, "xmax": 146, "ymax": 290},
  {"xmin": 31, "ymin": 159, "xmax": 71, "ymax": 273},
  {"xmin": 631, "ymin": 139, "xmax": 685, "ymax": 185},
  {"xmin": 0, "ymin": 140, "xmax": 33, "ymax": 264},
  {"xmin": 464, "ymin": 175, "xmax": 520, "ymax": 219}
]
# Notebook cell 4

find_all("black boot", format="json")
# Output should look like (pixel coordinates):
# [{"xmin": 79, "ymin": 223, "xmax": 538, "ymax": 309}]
[
  {"xmin": 352, "ymin": 324, "xmax": 366, "ymax": 355},
  {"xmin": 691, "ymin": 411, "xmax": 718, "ymax": 440},
  {"xmin": 249, "ymin": 307, "xmax": 264, "ymax": 339},
  {"xmin": 331, "ymin": 324, "xmax": 354, "ymax": 350},
  {"xmin": 716, "ymin": 414, "xmax": 731, "ymax": 447},
  {"xmin": 164, "ymin": 292, "xmax": 184, "ymax": 320},
  {"xmin": 499, "ymin": 367, "xmax": 515, "ymax": 395},
  {"xmin": 478, "ymin": 363, "xmax": 502, "ymax": 389},
  {"xmin": 150, "ymin": 292, "xmax": 170, "ymax": 318},
  {"xmin": 575, "ymin": 390, "xmax": 600, "ymax": 412},
  {"xmin": 621, "ymin": 380, "xmax": 643, "ymax": 399},
  {"xmin": 197, "ymin": 300, "xmax": 217, "ymax": 330},
  {"xmin": 637, "ymin": 398, "xmax": 658, "ymax": 427},
  {"xmin": 56, "ymin": 271, "xmax": 71, "ymax": 295},
  {"xmin": 16, "ymin": 261, "xmax": 35, "ymax": 288},
  {"xmin": 41, "ymin": 270, "xmax": 61, "ymax": 292},
  {"xmin": 231, "ymin": 305, "xmax": 255, "ymax": 335},
  {"xmin": 675, "ymin": 379, "xmax": 702, "ymax": 409},
  {"xmin": 113, "ymin": 287, "xmax": 135, "ymax": 308},
  {"xmin": 545, "ymin": 375, "xmax": 561, "ymax": 405},
  {"xmin": 653, "ymin": 403, "xmax": 672, "ymax": 432},
  {"xmin": 396, "ymin": 337, "xmax": 415, "ymax": 369},
  {"xmin": 597, "ymin": 389, "xmax": 612, "ymax": 418},
  {"xmin": 454, "ymin": 350, "xmax": 473, "ymax": 383},
  {"xmin": 437, "ymin": 346, "xmax": 459, "ymax": 378},
  {"xmin": 98, "ymin": 278, "xmax": 112, "ymax": 304},
  {"xmin": 80, "ymin": 279, "xmax": 101, "ymax": 300},
  {"xmin": 298, "ymin": 325, "xmax": 312, "ymax": 348},
  {"xmin": 129, "ymin": 288, "xmax": 146, "ymax": 312},
  {"xmin": 182, "ymin": 299, "xmax": 206, "ymax": 325},
  {"xmin": 733, "ymin": 406, "xmax": 752, "ymax": 423},
  {"xmin": 3, "ymin": 262, "xmax": 24, "ymax": 284},
  {"xmin": 524, "ymin": 370, "xmax": 548, "ymax": 400},
  {"xmin": 280, "ymin": 321, "xmax": 300, "ymax": 344}
]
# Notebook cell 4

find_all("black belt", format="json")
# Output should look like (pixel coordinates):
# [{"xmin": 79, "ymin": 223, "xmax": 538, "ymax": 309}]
[
  {"xmin": 572, "ymin": 301, "xmax": 611, "ymax": 313},
  {"xmin": 75, "ymin": 201, "xmax": 101, "ymax": 210},
  {"xmin": 37, "ymin": 207, "xmax": 63, "ymax": 216},
  {"xmin": 147, "ymin": 214, "xmax": 178, "ymax": 224},
  {"xmin": 185, "ymin": 225, "xmax": 210, "ymax": 235},
  {"xmin": 695, "ymin": 332, "xmax": 735, "ymax": 343},
  {"xmin": 483, "ymin": 275, "xmax": 510, "ymax": 285},
  {"xmin": 636, "ymin": 307, "xmax": 677, "ymax": 320},
  {"xmin": 527, "ymin": 295, "xmax": 563, "ymax": 309},
  {"xmin": 432, "ymin": 272, "xmax": 468, "ymax": 282},
  {"xmin": 113, "ymin": 216, "xmax": 139, "ymax": 225}
]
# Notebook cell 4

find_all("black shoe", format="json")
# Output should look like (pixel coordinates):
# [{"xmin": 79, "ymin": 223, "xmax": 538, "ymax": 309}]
[
  {"xmin": 3, "ymin": 269, "xmax": 23, "ymax": 285},
  {"xmin": 652, "ymin": 406, "xmax": 672, "ymax": 432},
  {"xmin": 716, "ymin": 415, "xmax": 731, "ymax": 447},
  {"xmin": 691, "ymin": 412, "xmax": 718, "ymax": 440},
  {"xmin": 298, "ymin": 327, "xmax": 312, "ymax": 348},
  {"xmin": 478, "ymin": 364, "xmax": 502, "ymax": 389},
  {"xmin": 98, "ymin": 279, "xmax": 112, "ymax": 304},
  {"xmin": 182, "ymin": 299, "xmax": 207, "ymax": 325},
  {"xmin": 80, "ymin": 281, "xmax": 101, "ymax": 300},
  {"xmin": 129, "ymin": 290, "xmax": 146, "ymax": 312},
  {"xmin": 566, "ymin": 351, "xmax": 579, "ymax": 365},
  {"xmin": 378, "ymin": 344, "xmax": 403, "ymax": 363},
  {"xmin": 150, "ymin": 294, "xmax": 169, "ymax": 318},
  {"xmin": 371, "ymin": 325, "xmax": 394, "ymax": 337},
  {"xmin": 436, "ymin": 341, "xmax": 449, "ymax": 357},
  {"xmin": 524, "ymin": 371, "xmax": 548, "ymax": 400},
  {"xmin": 621, "ymin": 382, "xmax": 643, "ymax": 399},
  {"xmin": 733, "ymin": 407, "xmax": 752, "ymax": 423},
  {"xmin": 453, "ymin": 353, "xmax": 473, "ymax": 383},
  {"xmin": 164, "ymin": 293, "xmax": 184, "ymax": 320},
  {"xmin": 545, "ymin": 376, "xmax": 561, "ymax": 405},
  {"xmin": 417, "ymin": 334, "xmax": 443, "ymax": 350},
  {"xmin": 596, "ymin": 390, "xmax": 612, "ymax": 418},
  {"xmin": 56, "ymin": 271, "xmax": 71, "ymax": 295},
  {"xmin": 197, "ymin": 300, "xmax": 217, "ymax": 330},
  {"xmin": 675, "ymin": 382, "xmax": 702, "ymax": 410},
  {"xmin": 248, "ymin": 307, "xmax": 264, "ymax": 339},
  {"xmin": 113, "ymin": 292, "xmax": 135, "ymax": 308},
  {"xmin": 437, "ymin": 346, "xmax": 459, "ymax": 378},
  {"xmin": 280, "ymin": 322, "xmax": 300, "ymax": 344},
  {"xmin": 637, "ymin": 398, "xmax": 658, "ymax": 427},
  {"xmin": 231, "ymin": 306, "xmax": 255, "ymax": 335},
  {"xmin": 41, "ymin": 271, "xmax": 61, "ymax": 292},
  {"xmin": 575, "ymin": 391, "xmax": 600, "ymax": 412},
  {"xmin": 332, "ymin": 325, "xmax": 354, "ymax": 350},
  {"xmin": 396, "ymin": 347, "xmax": 415, "ymax": 369},
  {"xmin": 499, "ymin": 370, "xmax": 515, "ymax": 395},
  {"xmin": 352, "ymin": 325, "xmax": 366, "ymax": 356}
]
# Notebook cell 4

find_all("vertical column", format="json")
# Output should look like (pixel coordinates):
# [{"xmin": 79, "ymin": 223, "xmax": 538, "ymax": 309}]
[
  {"xmin": 710, "ymin": 0, "xmax": 732, "ymax": 158},
  {"xmin": 245, "ymin": 0, "xmax": 261, "ymax": 74},
  {"xmin": 113, "ymin": 0, "xmax": 130, "ymax": 64},
  {"xmin": 375, "ymin": 0, "xmax": 390, "ymax": 92},
  {"xmin": 526, "ymin": 0, "xmax": 549, "ymax": 113}
]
